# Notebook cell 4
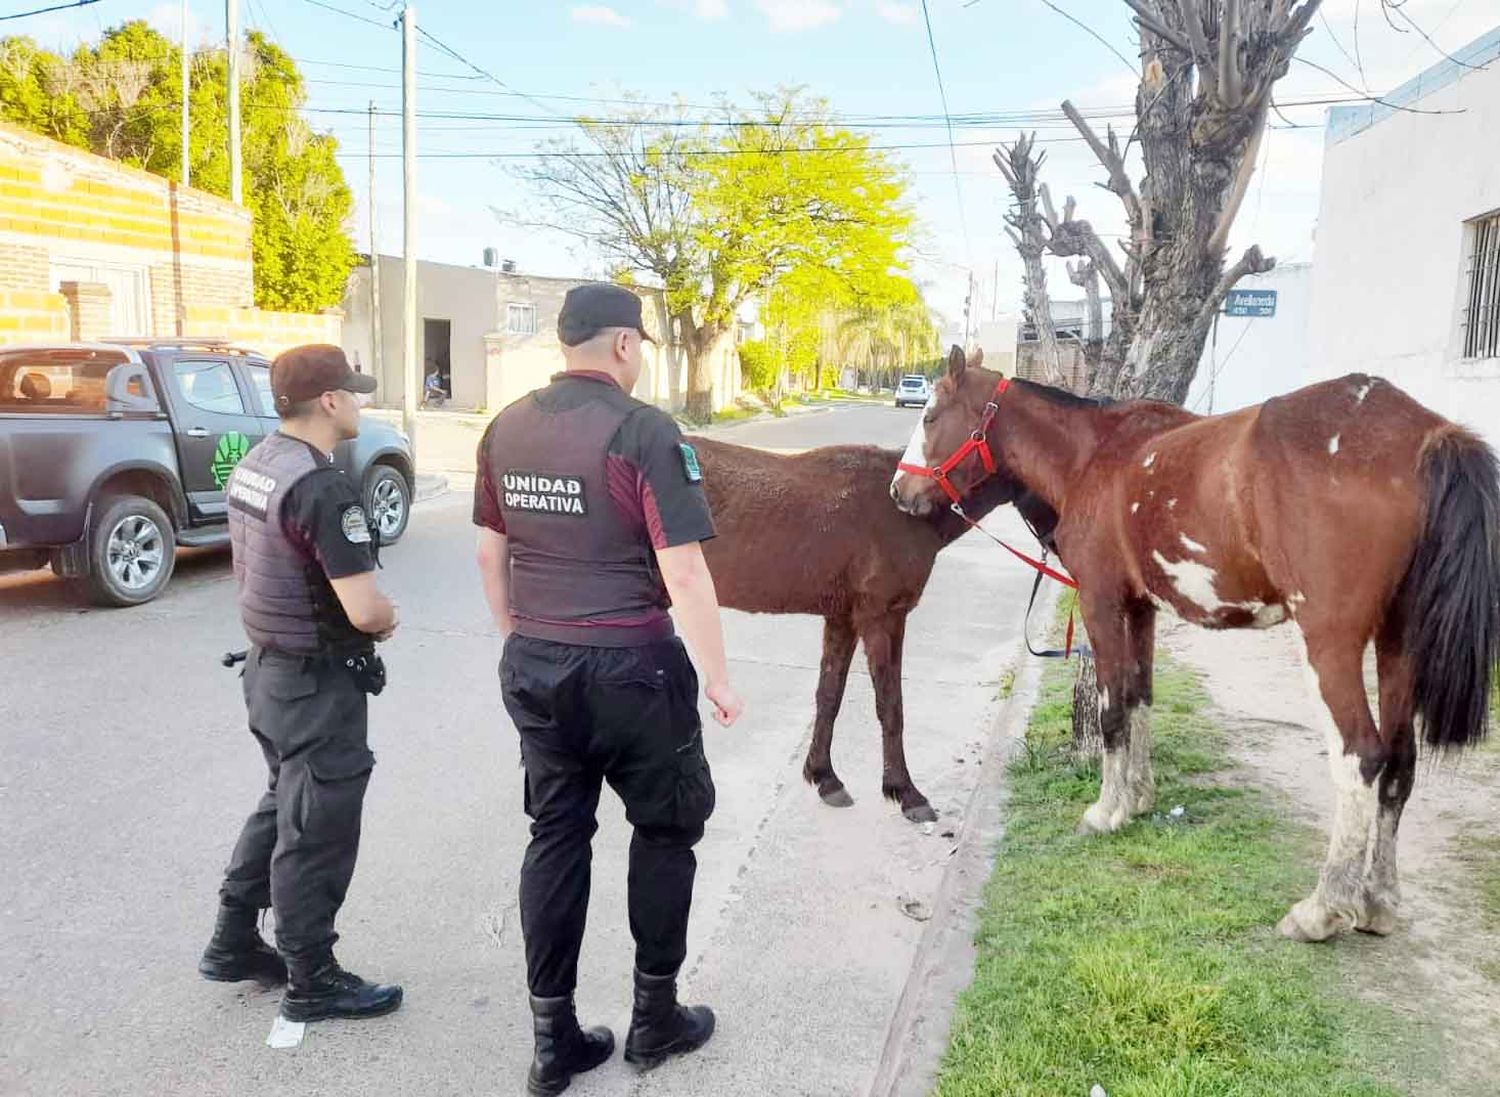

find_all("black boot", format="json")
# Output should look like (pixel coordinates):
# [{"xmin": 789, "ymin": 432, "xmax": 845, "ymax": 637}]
[
  {"xmin": 281, "ymin": 956, "xmax": 403, "ymax": 1022},
  {"xmin": 198, "ymin": 902, "xmax": 286, "ymax": 984},
  {"xmin": 526, "ymin": 994, "xmax": 615, "ymax": 1096},
  {"xmin": 623, "ymin": 969, "xmax": 715, "ymax": 1071}
]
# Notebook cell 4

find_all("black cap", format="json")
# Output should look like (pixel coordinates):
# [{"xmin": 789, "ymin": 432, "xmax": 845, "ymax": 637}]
[
  {"xmin": 271, "ymin": 344, "xmax": 377, "ymax": 410},
  {"xmin": 557, "ymin": 283, "xmax": 655, "ymax": 347}
]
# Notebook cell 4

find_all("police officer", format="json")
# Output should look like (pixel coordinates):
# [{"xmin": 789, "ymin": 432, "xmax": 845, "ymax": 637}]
[
  {"xmin": 474, "ymin": 284, "xmax": 745, "ymax": 1095},
  {"xmin": 199, "ymin": 344, "xmax": 403, "ymax": 1023}
]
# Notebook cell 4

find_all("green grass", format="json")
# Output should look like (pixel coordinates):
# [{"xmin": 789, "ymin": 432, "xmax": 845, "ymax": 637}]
[
  {"xmin": 1454, "ymin": 834, "xmax": 1500, "ymax": 930},
  {"xmin": 935, "ymin": 660, "xmax": 1401, "ymax": 1097}
]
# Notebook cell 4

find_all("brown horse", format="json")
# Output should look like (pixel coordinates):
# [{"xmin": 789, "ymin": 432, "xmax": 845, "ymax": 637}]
[
  {"xmin": 692, "ymin": 435, "xmax": 1053, "ymax": 822},
  {"xmin": 892, "ymin": 347, "xmax": 1500, "ymax": 941}
]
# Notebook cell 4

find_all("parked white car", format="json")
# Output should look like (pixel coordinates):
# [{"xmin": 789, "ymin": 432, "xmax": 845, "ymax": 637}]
[{"xmin": 894, "ymin": 375, "xmax": 932, "ymax": 408}]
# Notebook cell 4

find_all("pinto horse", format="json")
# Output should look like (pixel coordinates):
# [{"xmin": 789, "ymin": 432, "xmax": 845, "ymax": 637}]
[
  {"xmin": 891, "ymin": 346, "xmax": 1500, "ymax": 941},
  {"xmin": 692, "ymin": 435, "xmax": 1054, "ymax": 822}
]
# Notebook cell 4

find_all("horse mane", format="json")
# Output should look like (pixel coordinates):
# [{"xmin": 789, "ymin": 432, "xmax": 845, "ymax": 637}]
[{"xmin": 1013, "ymin": 377, "xmax": 1114, "ymax": 409}]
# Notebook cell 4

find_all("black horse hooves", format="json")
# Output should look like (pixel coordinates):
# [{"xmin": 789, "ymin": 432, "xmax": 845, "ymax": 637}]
[
  {"xmin": 817, "ymin": 781, "xmax": 855, "ymax": 808},
  {"xmin": 902, "ymin": 802, "xmax": 939, "ymax": 824}
]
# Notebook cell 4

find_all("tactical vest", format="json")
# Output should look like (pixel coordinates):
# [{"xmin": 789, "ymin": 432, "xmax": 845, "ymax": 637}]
[
  {"xmin": 227, "ymin": 432, "xmax": 338, "ymax": 654},
  {"xmin": 483, "ymin": 374, "xmax": 673, "ymax": 647}
]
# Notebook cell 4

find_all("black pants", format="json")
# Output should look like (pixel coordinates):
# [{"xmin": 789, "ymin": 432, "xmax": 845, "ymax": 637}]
[
  {"xmin": 501, "ymin": 635, "xmax": 716, "ymax": 998},
  {"xmin": 218, "ymin": 647, "xmax": 375, "ymax": 965}
]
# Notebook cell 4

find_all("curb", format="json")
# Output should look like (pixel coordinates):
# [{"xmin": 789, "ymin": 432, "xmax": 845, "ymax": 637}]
[
  {"xmin": 867, "ymin": 593, "xmax": 1059, "ymax": 1097},
  {"xmin": 414, "ymin": 473, "xmax": 449, "ymax": 503}
]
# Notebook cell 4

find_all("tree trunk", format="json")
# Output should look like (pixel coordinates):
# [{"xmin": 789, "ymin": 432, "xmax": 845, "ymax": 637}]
[
  {"xmin": 1071, "ymin": 652, "xmax": 1103, "ymax": 762},
  {"xmin": 678, "ymin": 312, "xmax": 722, "ymax": 424}
]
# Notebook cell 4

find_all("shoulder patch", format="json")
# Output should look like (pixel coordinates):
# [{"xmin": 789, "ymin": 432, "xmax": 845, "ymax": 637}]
[
  {"xmin": 340, "ymin": 504, "xmax": 372, "ymax": 544},
  {"xmin": 679, "ymin": 442, "xmax": 703, "ymax": 483}
]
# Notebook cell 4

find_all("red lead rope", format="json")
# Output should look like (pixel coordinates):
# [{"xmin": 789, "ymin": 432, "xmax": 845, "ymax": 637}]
[{"xmin": 899, "ymin": 376, "xmax": 1082, "ymax": 658}]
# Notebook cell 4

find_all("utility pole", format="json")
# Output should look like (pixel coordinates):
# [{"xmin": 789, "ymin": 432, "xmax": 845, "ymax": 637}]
[
  {"xmin": 226, "ymin": 0, "xmax": 241, "ymax": 205},
  {"xmin": 368, "ymin": 102, "xmax": 384, "ymax": 392},
  {"xmin": 400, "ymin": 5, "xmax": 418, "ymax": 453},
  {"xmin": 180, "ymin": 0, "xmax": 190, "ymax": 187},
  {"xmin": 961, "ymin": 269, "xmax": 974, "ymax": 349}
]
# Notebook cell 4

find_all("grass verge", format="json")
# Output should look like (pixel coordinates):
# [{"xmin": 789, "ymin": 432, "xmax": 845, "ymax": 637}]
[{"xmin": 934, "ymin": 658, "xmax": 1401, "ymax": 1097}]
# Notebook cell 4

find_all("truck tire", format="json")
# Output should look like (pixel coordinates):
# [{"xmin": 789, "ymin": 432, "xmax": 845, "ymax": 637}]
[
  {"xmin": 85, "ymin": 494, "xmax": 176, "ymax": 607},
  {"xmin": 365, "ymin": 464, "xmax": 411, "ymax": 546}
]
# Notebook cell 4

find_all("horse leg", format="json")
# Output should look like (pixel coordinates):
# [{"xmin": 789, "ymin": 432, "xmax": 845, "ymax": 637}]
[
  {"xmin": 861, "ymin": 613, "xmax": 934, "ymax": 823},
  {"xmin": 1280, "ymin": 628, "xmax": 1387, "ymax": 943},
  {"xmin": 803, "ymin": 614, "xmax": 859, "ymax": 808},
  {"xmin": 1361, "ymin": 616, "xmax": 1417, "ymax": 936},
  {"xmin": 1122, "ymin": 599, "xmax": 1158, "ymax": 818},
  {"xmin": 1077, "ymin": 592, "xmax": 1147, "ymax": 836}
]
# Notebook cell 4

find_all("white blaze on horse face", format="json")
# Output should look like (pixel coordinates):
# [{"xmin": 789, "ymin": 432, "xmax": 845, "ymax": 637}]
[
  {"xmin": 1151, "ymin": 550, "xmax": 1226, "ymax": 613},
  {"xmin": 891, "ymin": 402, "xmax": 933, "ymax": 501},
  {"xmin": 1180, "ymin": 533, "xmax": 1208, "ymax": 555},
  {"xmin": 1143, "ymin": 452, "xmax": 1158, "ymax": 470},
  {"xmin": 1131, "ymin": 502, "xmax": 1141, "ymax": 514},
  {"xmin": 1167, "ymin": 498, "xmax": 1178, "ymax": 509},
  {"xmin": 1329, "ymin": 435, "xmax": 1341, "ymax": 455}
]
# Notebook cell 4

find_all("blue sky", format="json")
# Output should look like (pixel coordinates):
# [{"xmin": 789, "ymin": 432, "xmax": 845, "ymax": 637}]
[{"xmin": 18, "ymin": 0, "xmax": 1498, "ymax": 335}]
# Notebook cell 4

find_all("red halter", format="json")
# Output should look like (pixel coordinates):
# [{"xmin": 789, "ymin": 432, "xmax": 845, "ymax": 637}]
[{"xmin": 896, "ymin": 377, "xmax": 1010, "ymax": 505}]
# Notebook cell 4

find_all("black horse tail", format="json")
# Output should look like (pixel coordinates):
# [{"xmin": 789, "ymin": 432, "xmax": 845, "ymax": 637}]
[{"xmin": 1402, "ymin": 427, "xmax": 1500, "ymax": 751}]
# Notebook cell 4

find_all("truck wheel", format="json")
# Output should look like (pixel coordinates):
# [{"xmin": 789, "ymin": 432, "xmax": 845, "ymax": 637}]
[
  {"xmin": 365, "ymin": 465, "xmax": 411, "ymax": 546},
  {"xmin": 86, "ymin": 495, "xmax": 176, "ymax": 607}
]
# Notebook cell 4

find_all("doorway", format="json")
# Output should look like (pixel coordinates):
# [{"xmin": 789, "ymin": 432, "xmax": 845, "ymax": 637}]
[{"xmin": 423, "ymin": 319, "xmax": 452, "ymax": 398}]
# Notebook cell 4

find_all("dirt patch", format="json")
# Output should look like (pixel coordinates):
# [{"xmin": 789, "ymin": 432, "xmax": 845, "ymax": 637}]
[{"xmin": 1158, "ymin": 618, "xmax": 1500, "ymax": 1096}]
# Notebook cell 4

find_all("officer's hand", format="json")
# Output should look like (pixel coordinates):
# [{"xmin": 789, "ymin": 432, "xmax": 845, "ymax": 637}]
[{"xmin": 706, "ymin": 681, "xmax": 743, "ymax": 728}]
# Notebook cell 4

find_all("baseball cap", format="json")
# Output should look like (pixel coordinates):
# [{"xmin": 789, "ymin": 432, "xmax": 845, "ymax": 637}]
[
  {"xmin": 270, "ymin": 344, "xmax": 378, "ymax": 410},
  {"xmin": 557, "ymin": 283, "xmax": 656, "ymax": 347}
]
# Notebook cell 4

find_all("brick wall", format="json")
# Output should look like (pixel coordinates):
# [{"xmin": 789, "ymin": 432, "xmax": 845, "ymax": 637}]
[
  {"xmin": 184, "ymin": 305, "xmax": 343, "ymax": 360},
  {"xmin": 0, "ymin": 121, "xmax": 252, "ymax": 331},
  {"xmin": 0, "ymin": 288, "xmax": 69, "ymax": 345}
]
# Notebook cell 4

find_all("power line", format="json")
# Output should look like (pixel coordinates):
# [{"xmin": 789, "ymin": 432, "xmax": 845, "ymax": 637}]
[
  {"xmin": 297, "ymin": 0, "xmax": 394, "ymax": 32},
  {"xmin": 1292, "ymin": 55, "xmax": 1466, "ymax": 115},
  {"xmin": 0, "ymin": 0, "xmax": 102, "ymax": 21},
  {"xmin": 918, "ymin": 0, "xmax": 972, "ymax": 267},
  {"xmin": 1035, "ymin": 0, "xmax": 1138, "ymax": 77}
]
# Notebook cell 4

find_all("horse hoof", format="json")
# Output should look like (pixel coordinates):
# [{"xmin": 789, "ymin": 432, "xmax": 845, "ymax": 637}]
[
  {"xmin": 1279, "ymin": 899, "xmax": 1352, "ymax": 943},
  {"xmin": 1077, "ymin": 802, "xmax": 1125, "ymax": 836},
  {"xmin": 819, "ymin": 783, "xmax": 855, "ymax": 808},
  {"xmin": 903, "ymin": 802, "xmax": 938, "ymax": 824},
  {"xmin": 1356, "ymin": 905, "xmax": 1398, "ymax": 937}
]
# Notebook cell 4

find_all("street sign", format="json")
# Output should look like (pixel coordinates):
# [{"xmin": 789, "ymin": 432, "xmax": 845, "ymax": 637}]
[{"xmin": 1224, "ymin": 288, "xmax": 1277, "ymax": 317}]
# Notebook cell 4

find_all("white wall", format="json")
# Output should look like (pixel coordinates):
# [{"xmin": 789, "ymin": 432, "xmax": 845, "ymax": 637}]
[
  {"xmin": 342, "ymin": 257, "xmax": 497, "ymax": 410},
  {"xmin": 1187, "ymin": 263, "xmax": 1312, "ymax": 414},
  {"xmin": 1305, "ymin": 29, "xmax": 1500, "ymax": 451}
]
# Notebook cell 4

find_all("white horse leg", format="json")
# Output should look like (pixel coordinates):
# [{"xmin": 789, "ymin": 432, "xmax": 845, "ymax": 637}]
[{"xmin": 1280, "ymin": 642, "xmax": 1377, "ymax": 942}]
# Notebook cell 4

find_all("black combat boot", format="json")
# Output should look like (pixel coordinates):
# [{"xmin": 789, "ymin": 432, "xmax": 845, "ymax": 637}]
[
  {"xmin": 280, "ymin": 956, "xmax": 403, "ymax": 1022},
  {"xmin": 622, "ymin": 969, "xmax": 715, "ymax": 1071},
  {"xmin": 198, "ymin": 901, "xmax": 286, "ymax": 984},
  {"xmin": 526, "ymin": 994, "xmax": 615, "ymax": 1096}
]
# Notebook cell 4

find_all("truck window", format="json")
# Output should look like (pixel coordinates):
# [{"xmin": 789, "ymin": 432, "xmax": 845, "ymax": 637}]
[
  {"xmin": 246, "ymin": 362, "xmax": 275, "ymax": 416},
  {"xmin": 173, "ymin": 359, "xmax": 245, "ymax": 415},
  {"xmin": 0, "ymin": 351, "xmax": 129, "ymax": 414}
]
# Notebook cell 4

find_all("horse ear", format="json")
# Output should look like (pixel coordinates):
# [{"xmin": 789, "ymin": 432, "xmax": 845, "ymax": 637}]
[
  {"xmin": 947, "ymin": 344, "xmax": 967, "ymax": 382},
  {"xmin": 970, "ymin": 346, "xmax": 984, "ymax": 370}
]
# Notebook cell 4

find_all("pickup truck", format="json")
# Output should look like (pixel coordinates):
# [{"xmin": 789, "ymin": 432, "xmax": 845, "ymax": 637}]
[{"xmin": 0, "ymin": 339, "xmax": 415, "ymax": 607}]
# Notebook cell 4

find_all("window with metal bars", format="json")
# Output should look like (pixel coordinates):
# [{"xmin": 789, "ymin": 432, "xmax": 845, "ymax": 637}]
[{"xmin": 1462, "ymin": 211, "xmax": 1500, "ymax": 360}]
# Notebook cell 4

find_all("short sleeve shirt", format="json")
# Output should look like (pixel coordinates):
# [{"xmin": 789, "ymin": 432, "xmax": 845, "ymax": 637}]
[
  {"xmin": 282, "ymin": 467, "xmax": 376, "ymax": 579},
  {"xmin": 472, "ymin": 375, "xmax": 715, "ymax": 550}
]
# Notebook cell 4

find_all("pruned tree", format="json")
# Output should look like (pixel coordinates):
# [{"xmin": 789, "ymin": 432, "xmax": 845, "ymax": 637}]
[
  {"xmin": 1002, "ymin": 0, "xmax": 1318, "ymax": 404},
  {"xmin": 995, "ymin": 0, "xmax": 1325, "ymax": 753},
  {"xmin": 994, "ymin": 134, "xmax": 1066, "ymax": 387}
]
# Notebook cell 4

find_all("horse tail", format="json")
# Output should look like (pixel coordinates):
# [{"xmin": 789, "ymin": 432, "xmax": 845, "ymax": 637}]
[{"xmin": 1402, "ymin": 427, "xmax": 1500, "ymax": 751}]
